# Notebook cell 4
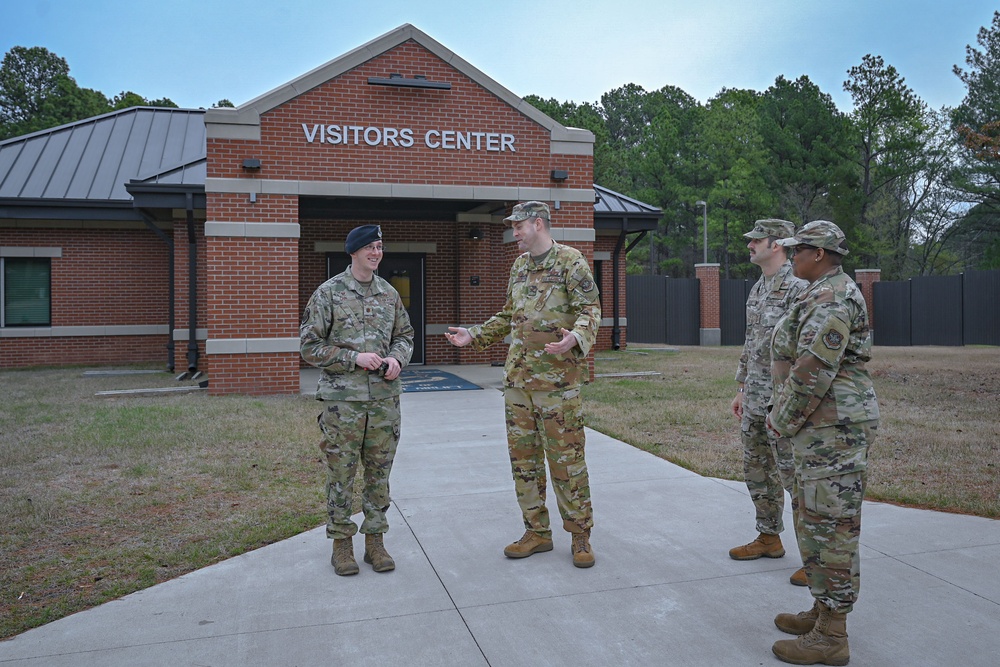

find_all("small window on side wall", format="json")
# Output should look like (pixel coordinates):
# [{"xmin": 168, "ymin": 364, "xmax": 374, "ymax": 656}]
[{"xmin": 2, "ymin": 258, "xmax": 51, "ymax": 327}]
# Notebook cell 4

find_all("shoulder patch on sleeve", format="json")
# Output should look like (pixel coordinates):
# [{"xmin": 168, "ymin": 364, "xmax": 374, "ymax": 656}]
[{"xmin": 822, "ymin": 329, "xmax": 844, "ymax": 350}]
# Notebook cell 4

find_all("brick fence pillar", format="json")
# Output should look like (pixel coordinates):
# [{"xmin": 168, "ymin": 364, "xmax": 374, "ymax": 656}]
[
  {"xmin": 696, "ymin": 263, "xmax": 721, "ymax": 346},
  {"xmin": 855, "ymin": 269, "xmax": 881, "ymax": 332}
]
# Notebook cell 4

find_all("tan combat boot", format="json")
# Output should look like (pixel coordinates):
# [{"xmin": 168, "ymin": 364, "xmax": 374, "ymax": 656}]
[
  {"xmin": 772, "ymin": 603, "xmax": 849, "ymax": 666},
  {"xmin": 571, "ymin": 530, "xmax": 595, "ymax": 568},
  {"xmin": 790, "ymin": 566, "xmax": 808, "ymax": 587},
  {"xmin": 728, "ymin": 532, "xmax": 785, "ymax": 560},
  {"xmin": 775, "ymin": 599, "xmax": 821, "ymax": 635},
  {"xmin": 503, "ymin": 530, "xmax": 554, "ymax": 558},
  {"xmin": 331, "ymin": 537, "xmax": 359, "ymax": 576},
  {"xmin": 363, "ymin": 533, "xmax": 395, "ymax": 572}
]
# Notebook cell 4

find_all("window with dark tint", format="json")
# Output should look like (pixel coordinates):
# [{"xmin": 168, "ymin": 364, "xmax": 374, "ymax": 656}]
[{"xmin": 3, "ymin": 258, "xmax": 51, "ymax": 326}]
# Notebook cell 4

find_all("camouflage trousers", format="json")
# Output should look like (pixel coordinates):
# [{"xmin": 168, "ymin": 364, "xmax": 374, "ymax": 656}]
[
  {"xmin": 503, "ymin": 386, "xmax": 593, "ymax": 538},
  {"xmin": 791, "ymin": 421, "xmax": 878, "ymax": 614},
  {"xmin": 317, "ymin": 397, "xmax": 401, "ymax": 540},
  {"xmin": 742, "ymin": 413, "xmax": 795, "ymax": 535}
]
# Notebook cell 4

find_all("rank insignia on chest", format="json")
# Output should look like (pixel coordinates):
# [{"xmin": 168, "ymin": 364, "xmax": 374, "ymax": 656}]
[{"xmin": 823, "ymin": 330, "xmax": 844, "ymax": 350}]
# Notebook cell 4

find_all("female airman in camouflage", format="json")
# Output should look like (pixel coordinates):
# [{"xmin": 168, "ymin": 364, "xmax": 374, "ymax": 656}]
[{"xmin": 767, "ymin": 220, "xmax": 880, "ymax": 665}]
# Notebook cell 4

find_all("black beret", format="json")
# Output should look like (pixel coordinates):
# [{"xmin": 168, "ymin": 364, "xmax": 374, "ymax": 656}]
[{"xmin": 345, "ymin": 225, "xmax": 383, "ymax": 254}]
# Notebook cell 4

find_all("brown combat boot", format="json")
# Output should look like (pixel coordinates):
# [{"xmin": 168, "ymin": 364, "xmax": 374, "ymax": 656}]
[
  {"xmin": 728, "ymin": 532, "xmax": 785, "ymax": 560},
  {"xmin": 775, "ymin": 599, "xmax": 821, "ymax": 635},
  {"xmin": 790, "ymin": 566, "xmax": 808, "ymax": 587},
  {"xmin": 363, "ymin": 533, "xmax": 395, "ymax": 572},
  {"xmin": 503, "ymin": 530, "xmax": 554, "ymax": 558},
  {"xmin": 772, "ymin": 603, "xmax": 849, "ymax": 666},
  {"xmin": 331, "ymin": 537, "xmax": 359, "ymax": 576},
  {"xmin": 571, "ymin": 531, "xmax": 595, "ymax": 568}
]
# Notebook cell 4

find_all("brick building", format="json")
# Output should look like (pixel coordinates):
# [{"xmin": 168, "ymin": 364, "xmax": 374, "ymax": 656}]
[{"xmin": 0, "ymin": 25, "xmax": 658, "ymax": 393}]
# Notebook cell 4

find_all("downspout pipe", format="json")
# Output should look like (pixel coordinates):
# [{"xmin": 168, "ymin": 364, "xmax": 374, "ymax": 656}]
[
  {"xmin": 611, "ymin": 217, "xmax": 628, "ymax": 350},
  {"xmin": 136, "ymin": 208, "xmax": 175, "ymax": 372},
  {"xmin": 185, "ymin": 192, "xmax": 199, "ymax": 372}
]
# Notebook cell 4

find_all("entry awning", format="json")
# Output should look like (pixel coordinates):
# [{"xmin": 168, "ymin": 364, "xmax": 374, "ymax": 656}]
[{"xmin": 593, "ymin": 184, "xmax": 661, "ymax": 233}]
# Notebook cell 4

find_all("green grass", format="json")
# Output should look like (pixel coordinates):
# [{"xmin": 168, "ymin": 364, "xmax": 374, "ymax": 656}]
[
  {"xmin": 584, "ymin": 345, "xmax": 1000, "ymax": 517},
  {"xmin": 2, "ymin": 347, "xmax": 998, "ymax": 639}
]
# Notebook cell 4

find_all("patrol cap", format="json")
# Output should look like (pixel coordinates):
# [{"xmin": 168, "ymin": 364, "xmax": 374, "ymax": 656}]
[
  {"xmin": 345, "ymin": 224, "xmax": 383, "ymax": 254},
  {"xmin": 743, "ymin": 218, "xmax": 796, "ymax": 240},
  {"xmin": 776, "ymin": 220, "xmax": 850, "ymax": 256},
  {"xmin": 503, "ymin": 201, "xmax": 550, "ymax": 226}
]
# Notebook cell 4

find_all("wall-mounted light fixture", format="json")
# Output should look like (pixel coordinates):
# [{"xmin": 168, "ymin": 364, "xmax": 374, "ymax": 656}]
[
  {"xmin": 468, "ymin": 228, "xmax": 484, "ymax": 240},
  {"xmin": 242, "ymin": 158, "xmax": 261, "ymax": 170},
  {"xmin": 368, "ymin": 73, "xmax": 451, "ymax": 90},
  {"xmin": 550, "ymin": 169, "xmax": 568, "ymax": 181}
]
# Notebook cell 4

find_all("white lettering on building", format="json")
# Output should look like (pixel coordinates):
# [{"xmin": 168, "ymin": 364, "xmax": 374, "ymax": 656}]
[{"xmin": 301, "ymin": 124, "xmax": 514, "ymax": 152}]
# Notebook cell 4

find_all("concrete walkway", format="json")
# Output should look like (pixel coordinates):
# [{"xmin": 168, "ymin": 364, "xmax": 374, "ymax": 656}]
[{"xmin": 2, "ymin": 365, "xmax": 999, "ymax": 666}]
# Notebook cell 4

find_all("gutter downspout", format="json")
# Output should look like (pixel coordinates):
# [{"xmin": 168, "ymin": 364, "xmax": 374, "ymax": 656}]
[
  {"xmin": 185, "ymin": 192, "xmax": 199, "ymax": 372},
  {"xmin": 611, "ymin": 217, "xmax": 628, "ymax": 350},
  {"xmin": 137, "ymin": 208, "xmax": 175, "ymax": 372}
]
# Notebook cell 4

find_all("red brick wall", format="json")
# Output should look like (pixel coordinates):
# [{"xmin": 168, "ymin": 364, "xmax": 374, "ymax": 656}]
[
  {"xmin": 854, "ymin": 269, "xmax": 880, "ymax": 330},
  {"xmin": 0, "ymin": 227, "xmax": 172, "ymax": 368},
  {"xmin": 594, "ymin": 235, "xmax": 625, "ymax": 351},
  {"xmin": 696, "ymin": 264, "xmax": 721, "ymax": 329},
  {"xmin": 207, "ymin": 41, "xmax": 588, "ymax": 192}
]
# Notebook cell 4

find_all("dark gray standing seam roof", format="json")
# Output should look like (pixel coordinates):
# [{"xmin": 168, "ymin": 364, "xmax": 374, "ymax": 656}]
[
  {"xmin": 0, "ymin": 107, "xmax": 206, "ymax": 203},
  {"xmin": 0, "ymin": 108, "xmax": 659, "ymax": 223},
  {"xmin": 593, "ymin": 184, "xmax": 662, "ymax": 218}
]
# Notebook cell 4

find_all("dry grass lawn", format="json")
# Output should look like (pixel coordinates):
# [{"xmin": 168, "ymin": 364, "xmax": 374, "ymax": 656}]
[
  {"xmin": 1, "ymin": 346, "xmax": 998, "ymax": 639},
  {"xmin": 585, "ymin": 345, "xmax": 1000, "ymax": 518}
]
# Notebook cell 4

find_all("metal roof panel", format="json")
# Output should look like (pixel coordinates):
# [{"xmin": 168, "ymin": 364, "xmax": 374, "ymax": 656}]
[{"xmin": 0, "ymin": 108, "xmax": 207, "ymax": 204}]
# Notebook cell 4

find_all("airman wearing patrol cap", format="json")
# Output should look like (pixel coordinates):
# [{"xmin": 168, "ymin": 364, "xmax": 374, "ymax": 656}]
[
  {"xmin": 768, "ymin": 219, "xmax": 878, "ymax": 665},
  {"xmin": 445, "ymin": 200, "xmax": 601, "ymax": 568},
  {"xmin": 776, "ymin": 219, "xmax": 850, "ymax": 255},
  {"xmin": 731, "ymin": 218, "xmax": 808, "ymax": 588}
]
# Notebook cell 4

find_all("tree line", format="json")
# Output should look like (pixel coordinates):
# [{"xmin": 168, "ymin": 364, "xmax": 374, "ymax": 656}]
[
  {"xmin": 3, "ymin": 15, "xmax": 999, "ymax": 280},
  {"xmin": 526, "ymin": 12, "xmax": 1000, "ymax": 279},
  {"xmin": 0, "ymin": 46, "xmax": 234, "ymax": 142}
]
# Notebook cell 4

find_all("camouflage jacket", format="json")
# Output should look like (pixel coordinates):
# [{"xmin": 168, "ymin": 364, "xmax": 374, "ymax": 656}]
[
  {"xmin": 468, "ymin": 242, "xmax": 601, "ymax": 391},
  {"xmin": 770, "ymin": 266, "xmax": 880, "ymax": 439},
  {"xmin": 300, "ymin": 267, "xmax": 414, "ymax": 401},
  {"xmin": 735, "ymin": 262, "xmax": 807, "ymax": 416}
]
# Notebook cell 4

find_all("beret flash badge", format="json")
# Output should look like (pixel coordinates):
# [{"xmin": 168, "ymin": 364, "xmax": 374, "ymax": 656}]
[{"xmin": 823, "ymin": 329, "xmax": 844, "ymax": 350}]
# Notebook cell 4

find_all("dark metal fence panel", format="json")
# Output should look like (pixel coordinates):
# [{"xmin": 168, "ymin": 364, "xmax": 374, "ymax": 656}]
[
  {"xmin": 721, "ymin": 278, "xmax": 753, "ymax": 346},
  {"xmin": 626, "ymin": 276, "xmax": 700, "ymax": 345},
  {"xmin": 873, "ymin": 281, "xmax": 911, "ymax": 346},
  {"xmin": 910, "ymin": 275, "xmax": 963, "ymax": 345},
  {"xmin": 964, "ymin": 270, "xmax": 1000, "ymax": 345},
  {"xmin": 626, "ymin": 275, "xmax": 666, "ymax": 343},
  {"xmin": 664, "ymin": 278, "xmax": 700, "ymax": 345}
]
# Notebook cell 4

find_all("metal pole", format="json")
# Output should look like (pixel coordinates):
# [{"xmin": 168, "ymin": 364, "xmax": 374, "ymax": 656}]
[
  {"xmin": 703, "ymin": 205, "xmax": 708, "ymax": 264},
  {"xmin": 696, "ymin": 201, "xmax": 708, "ymax": 263}
]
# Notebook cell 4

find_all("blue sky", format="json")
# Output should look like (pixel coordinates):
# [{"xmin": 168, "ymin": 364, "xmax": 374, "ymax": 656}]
[{"xmin": 2, "ymin": 0, "xmax": 996, "ymax": 113}]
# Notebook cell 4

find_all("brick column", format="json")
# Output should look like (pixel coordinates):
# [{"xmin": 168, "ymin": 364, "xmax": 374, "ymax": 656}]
[
  {"xmin": 204, "ymin": 193, "xmax": 301, "ymax": 395},
  {"xmin": 855, "ymin": 269, "xmax": 880, "ymax": 332},
  {"xmin": 696, "ymin": 263, "xmax": 721, "ymax": 346}
]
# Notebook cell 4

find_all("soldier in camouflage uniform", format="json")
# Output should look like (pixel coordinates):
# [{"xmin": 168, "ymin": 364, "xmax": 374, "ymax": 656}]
[
  {"xmin": 445, "ymin": 201, "xmax": 601, "ymax": 568},
  {"xmin": 730, "ymin": 219, "xmax": 808, "ymax": 588},
  {"xmin": 300, "ymin": 224, "xmax": 414, "ymax": 576},
  {"xmin": 767, "ymin": 220, "xmax": 880, "ymax": 665}
]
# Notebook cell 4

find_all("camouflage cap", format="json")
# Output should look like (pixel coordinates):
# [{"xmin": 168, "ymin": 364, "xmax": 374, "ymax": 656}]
[
  {"xmin": 743, "ymin": 218, "xmax": 796, "ymax": 240},
  {"xmin": 503, "ymin": 201, "xmax": 550, "ymax": 225},
  {"xmin": 776, "ymin": 220, "xmax": 850, "ymax": 256}
]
